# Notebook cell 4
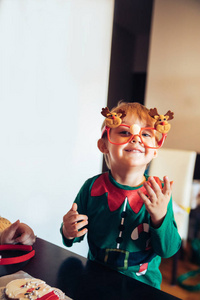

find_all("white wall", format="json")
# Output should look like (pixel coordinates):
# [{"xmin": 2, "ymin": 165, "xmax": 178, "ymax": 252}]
[
  {"xmin": 145, "ymin": 0, "xmax": 200, "ymax": 153},
  {"xmin": 0, "ymin": 0, "xmax": 114, "ymax": 257}
]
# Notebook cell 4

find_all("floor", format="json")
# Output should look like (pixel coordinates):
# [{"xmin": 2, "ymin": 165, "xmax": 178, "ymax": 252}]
[{"xmin": 160, "ymin": 242, "xmax": 200, "ymax": 300}]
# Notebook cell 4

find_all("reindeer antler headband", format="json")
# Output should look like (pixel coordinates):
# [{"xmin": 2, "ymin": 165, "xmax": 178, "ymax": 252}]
[{"xmin": 149, "ymin": 108, "xmax": 174, "ymax": 134}]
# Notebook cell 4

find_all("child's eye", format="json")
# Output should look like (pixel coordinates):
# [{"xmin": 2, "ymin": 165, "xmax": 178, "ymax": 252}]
[
  {"xmin": 142, "ymin": 131, "xmax": 153, "ymax": 138},
  {"xmin": 142, "ymin": 133, "xmax": 151, "ymax": 137},
  {"xmin": 119, "ymin": 131, "xmax": 130, "ymax": 136}
]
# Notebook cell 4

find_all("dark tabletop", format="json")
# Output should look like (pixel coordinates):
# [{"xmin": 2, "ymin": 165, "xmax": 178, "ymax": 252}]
[{"xmin": 0, "ymin": 238, "xmax": 181, "ymax": 300}]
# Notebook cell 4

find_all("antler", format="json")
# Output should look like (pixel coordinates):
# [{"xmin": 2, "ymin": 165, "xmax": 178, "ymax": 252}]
[
  {"xmin": 149, "ymin": 108, "xmax": 159, "ymax": 118},
  {"xmin": 101, "ymin": 107, "xmax": 111, "ymax": 117},
  {"xmin": 117, "ymin": 109, "xmax": 126, "ymax": 119},
  {"xmin": 165, "ymin": 110, "xmax": 174, "ymax": 120}
]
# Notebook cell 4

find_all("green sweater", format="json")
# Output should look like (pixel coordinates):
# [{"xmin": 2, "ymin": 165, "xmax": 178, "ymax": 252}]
[{"xmin": 61, "ymin": 172, "xmax": 181, "ymax": 289}]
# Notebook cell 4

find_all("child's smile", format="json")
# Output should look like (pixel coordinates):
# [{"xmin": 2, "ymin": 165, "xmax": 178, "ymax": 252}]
[{"xmin": 124, "ymin": 147, "xmax": 145, "ymax": 154}]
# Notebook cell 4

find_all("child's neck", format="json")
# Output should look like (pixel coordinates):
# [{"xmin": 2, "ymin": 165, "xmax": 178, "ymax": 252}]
[{"xmin": 110, "ymin": 167, "xmax": 146, "ymax": 187}]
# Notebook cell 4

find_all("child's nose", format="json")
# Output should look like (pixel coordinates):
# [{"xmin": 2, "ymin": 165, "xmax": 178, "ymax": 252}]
[{"xmin": 130, "ymin": 135, "xmax": 142, "ymax": 144}]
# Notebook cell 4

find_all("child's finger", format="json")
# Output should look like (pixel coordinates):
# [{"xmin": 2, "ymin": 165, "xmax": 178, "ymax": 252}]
[
  {"xmin": 76, "ymin": 219, "xmax": 88, "ymax": 231},
  {"xmin": 15, "ymin": 232, "xmax": 36, "ymax": 245},
  {"xmin": 69, "ymin": 219, "xmax": 88, "ymax": 238},
  {"xmin": 71, "ymin": 203, "xmax": 78, "ymax": 212},
  {"xmin": 143, "ymin": 181, "xmax": 157, "ymax": 203},
  {"xmin": 162, "ymin": 176, "xmax": 173, "ymax": 196},
  {"xmin": 147, "ymin": 177, "xmax": 162, "ymax": 197},
  {"xmin": 73, "ymin": 214, "xmax": 88, "ymax": 223},
  {"xmin": 15, "ymin": 232, "xmax": 29, "ymax": 244},
  {"xmin": 6, "ymin": 220, "xmax": 20, "ymax": 238},
  {"xmin": 76, "ymin": 227, "xmax": 88, "ymax": 238},
  {"xmin": 138, "ymin": 190, "xmax": 151, "ymax": 206}
]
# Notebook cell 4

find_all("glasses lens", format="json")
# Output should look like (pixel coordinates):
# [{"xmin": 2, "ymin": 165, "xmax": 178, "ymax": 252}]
[
  {"xmin": 108, "ymin": 126, "xmax": 131, "ymax": 144},
  {"xmin": 140, "ymin": 128, "xmax": 163, "ymax": 148}
]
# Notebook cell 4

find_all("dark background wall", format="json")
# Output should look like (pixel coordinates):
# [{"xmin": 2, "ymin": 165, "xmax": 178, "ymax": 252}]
[{"xmin": 107, "ymin": 0, "xmax": 153, "ymax": 108}]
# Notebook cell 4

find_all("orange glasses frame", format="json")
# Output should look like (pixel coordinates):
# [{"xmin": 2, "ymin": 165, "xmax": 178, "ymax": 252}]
[{"xmin": 101, "ymin": 124, "xmax": 167, "ymax": 149}]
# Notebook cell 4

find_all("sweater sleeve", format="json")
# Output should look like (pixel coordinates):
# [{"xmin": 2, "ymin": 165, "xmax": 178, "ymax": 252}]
[
  {"xmin": 0, "ymin": 217, "xmax": 12, "ymax": 244},
  {"xmin": 150, "ymin": 197, "xmax": 182, "ymax": 258}
]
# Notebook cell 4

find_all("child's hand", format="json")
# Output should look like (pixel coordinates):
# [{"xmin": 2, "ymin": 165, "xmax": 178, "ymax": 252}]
[
  {"xmin": 138, "ymin": 176, "xmax": 173, "ymax": 228},
  {"xmin": 62, "ymin": 203, "xmax": 88, "ymax": 239},
  {"xmin": 1, "ymin": 220, "xmax": 36, "ymax": 245}
]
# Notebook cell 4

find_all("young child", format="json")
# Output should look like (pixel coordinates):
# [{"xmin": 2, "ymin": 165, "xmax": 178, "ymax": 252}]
[
  {"xmin": 0, "ymin": 217, "xmax": 36, "ymax": 245},
  {"xmin": 61, "ymin": 102, "xmax": 181, "ymax": 289}
]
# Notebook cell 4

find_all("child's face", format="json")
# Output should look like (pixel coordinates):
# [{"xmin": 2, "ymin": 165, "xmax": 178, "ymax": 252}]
[{"xmin": 99, "ymin": 113, "xmax": 158, "ymax": 171}]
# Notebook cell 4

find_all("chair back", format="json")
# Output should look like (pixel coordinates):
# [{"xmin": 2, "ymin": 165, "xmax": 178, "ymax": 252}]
[{"xmin": 148, "ymin": 148, "xmax": 196, "ymax": 242}]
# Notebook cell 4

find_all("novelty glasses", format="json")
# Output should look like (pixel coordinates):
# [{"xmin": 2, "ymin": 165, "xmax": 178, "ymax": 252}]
[{"xmin": 101, "ymin": 124, "xmax": 167, "ymax": 149}]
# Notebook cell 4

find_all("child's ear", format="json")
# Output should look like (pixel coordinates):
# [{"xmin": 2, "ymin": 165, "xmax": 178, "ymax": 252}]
[{"xmin": 97, "ymin": 139, "xmax": 109, "ymax": 154}]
